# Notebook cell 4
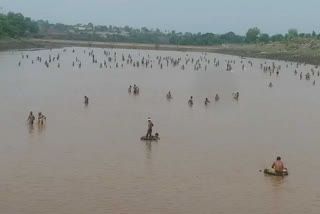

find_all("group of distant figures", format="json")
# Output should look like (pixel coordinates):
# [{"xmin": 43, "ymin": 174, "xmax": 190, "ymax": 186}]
[
  {"xmin": 185, "ymin": 92, "xmax": 238, "ymax": 106},
  {"xmin": 141, "ymin": 91, "xmax": 238, "ymax": 141},
  {"xmin": 27, "ymin": 111, "xmax": 46, "ymax": 125},
  {"xmin": 128, "ymin": 85, "xmax": 140, "ymax": 95},
  {"xmin": 17, "ymin": 47, "xmax": 319, "ymax": 91},
  {"xmin": 27, "ymin": 96, "xmax": 89, "ymax": 126}
]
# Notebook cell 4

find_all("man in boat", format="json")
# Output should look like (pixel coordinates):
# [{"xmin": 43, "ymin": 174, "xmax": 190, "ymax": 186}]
[
  {"xmin": 141, "ymin": 133, "xmax": 160, "ymax": 141},
  {"xmin": 146, "ymin": 117, "xmax": 154, "ymax": 139},
  {"xmin": 271, "ymin": 156, "xmax": 285, "ymax": 174}
]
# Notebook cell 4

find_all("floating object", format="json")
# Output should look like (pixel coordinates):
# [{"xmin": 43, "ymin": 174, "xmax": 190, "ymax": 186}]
[
  {"xmin": 264, "ymin": 168, "xmax": 288, "ymax": 176},
  {"xmin": 140, "ymin": 136, "xmax": 160, "ymax": 141}
]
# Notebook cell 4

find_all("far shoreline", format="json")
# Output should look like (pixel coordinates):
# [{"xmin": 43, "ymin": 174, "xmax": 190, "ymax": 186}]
[{"xmin": 0, "ymin": 38, "xmax": 319, "ymax": 65}]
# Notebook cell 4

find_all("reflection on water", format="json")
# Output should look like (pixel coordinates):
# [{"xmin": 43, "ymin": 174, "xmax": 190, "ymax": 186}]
[
  {"xmin": 264, "ymin": 175, "xmax": 288, "ymax": 213},
  {"xmin": 37, "ymin": 123, "xmax": 46, "ymax": 135},
  {"xmin": 144, "ymin": 140, "xmax": 158, "ymax": 160},
  {"xmin": 28, "ymin": 123, "xmax": 34, "ymax": 134},
  {"xmin": 145, "ymin": 141, "xmax": 152, "ymax": 159},
  {"xmin": 264, "ymin": 174, "xmax": 288, "ymax": 187},
  {"xmin": 0, "ymin": 47, "xmax": 320, "ymax": 214}
]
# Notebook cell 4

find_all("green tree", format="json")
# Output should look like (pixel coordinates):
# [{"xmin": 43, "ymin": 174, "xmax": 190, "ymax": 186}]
[
  {"xmin": 220, "ymin": 32, "xmax": 244, "ymax": 43},
  {"xmin": 25, "ymin": 17, "xmax": 39, "ymax": 33},
  {"xmin": 259, "ymin": 33, "xmax": 270, "ymax": 43},
  {"xmin": 0, "ymin": 12, "xmax": 9, "ymax": 37},
  {"xmin": 37, "ymin": 20, "xmax": 50, "ymax": 33},
  {"xmin": 55, "ymin": 23, "xmax": 68, "ymax": 31},
  {"xmin": 7, "ymin": 12, "xmax": 27, "ymax": 36},
  {"xmin": 124, "ymin": 25, "xmax": 131, "ymax": 32},
  {"xmin": 270, "ymin": 34, "xmax": 284, "ymax": 42},
  {"xmin": 141, "ymin": 27, "xmax": 149, "ymax": 33},
  {"xmin": 299, "ymin": 33, "xmax": 306, "ymax": 38},
  {"xmin": 87, "ymin": 22, "xmax": 94, "ymax": 29},
  {"xmin": 305, "ymin": 33, "xmax": 311, "ymax": 38},
  {"xmin": 0, "ymin": 11, "xmax": 40, "ymax": 38},
  {"xmin": 245, "ymin": 27, "xmax": 260, "ymax": 43},
  {"xmin": 287, "ymin": 29, "xmax": 298, "ymax": 39}
]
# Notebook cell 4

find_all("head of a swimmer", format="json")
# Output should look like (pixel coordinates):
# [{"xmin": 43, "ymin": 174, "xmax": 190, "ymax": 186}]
[{"xmin": 277, "ymin": 156, "xmax": 281, "ymax": 161}]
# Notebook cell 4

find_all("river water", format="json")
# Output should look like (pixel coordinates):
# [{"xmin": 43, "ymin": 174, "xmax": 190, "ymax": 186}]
[{"xmin": 0, "ymin": 47, "xmax": 320, "ymax": 214}]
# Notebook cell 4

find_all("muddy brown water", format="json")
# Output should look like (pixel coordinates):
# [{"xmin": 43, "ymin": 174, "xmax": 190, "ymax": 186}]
[{"xmin": 0, "ymin": 47, "xmax": 320, "ymax": 214}]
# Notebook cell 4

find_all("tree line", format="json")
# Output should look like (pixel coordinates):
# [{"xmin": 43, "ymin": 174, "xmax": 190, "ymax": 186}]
[
  {"xmin": 0, "ymin": 11, "xmax": 39, "ymax": 38},
  {"xmin": 245, "ymin": 27, "xmax": 320, "ymax": 43},
  {"xmin": 1, "ymin": 10, "xmax": 319, "ymax": 46}
]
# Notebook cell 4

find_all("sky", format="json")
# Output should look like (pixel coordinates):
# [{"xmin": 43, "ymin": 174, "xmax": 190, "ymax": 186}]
[{"xmin": 0, "ymin": 0, "xmax": 319, "ymax": 35}]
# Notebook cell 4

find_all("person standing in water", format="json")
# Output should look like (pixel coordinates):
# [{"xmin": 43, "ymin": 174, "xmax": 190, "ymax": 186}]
[
  {"xmin": 205, "ymin": 98, "xmax": 210, "ymax": 105},
  {"xmin": 146, "ymin": 117, "xmax": 154, "ymax": 139},
  {"xmin": 27, "ymin": 111, "xmax": 35, "ymax": 125},
  {"xmin": 38, "ymin": 112, "xmax": 46, "ymax": 124},
  {"xmin": 166, "ymin": 91, "xmax": 172, "ymax": 99},
  {"xmin": 188, "ymin": 96, "xmax": 193, "ymax": 106},
  {"xmin": 215, "ymin": 94, "xmax": 220, "ymax": 101},
  {"xmin": 233, "ymin": 92, "xmax": 239, "ymax": 100},
  {"xmin": 84, "ymin": 96, "xmax": 89, "ymax": 105}
]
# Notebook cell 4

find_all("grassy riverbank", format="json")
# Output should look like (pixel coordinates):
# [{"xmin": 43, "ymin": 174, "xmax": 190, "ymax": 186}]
[
  {"xmin": 1, "ymin": 38, "xmax": 319, "ymax": 65},
  {"xmin": 215, "ymin": 40, "xmax": 320, "ymax": 65}
]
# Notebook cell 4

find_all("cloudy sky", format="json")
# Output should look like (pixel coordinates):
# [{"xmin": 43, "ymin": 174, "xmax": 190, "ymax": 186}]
[{"xmin": 0, "ymin": 0, "xmax": 319, "ymax": 35}]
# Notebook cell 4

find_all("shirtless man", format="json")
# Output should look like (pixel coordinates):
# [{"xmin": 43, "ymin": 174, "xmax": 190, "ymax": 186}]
[{"xmin": 272, "ymin": 157, "xmax": 285, "ymax": 174}]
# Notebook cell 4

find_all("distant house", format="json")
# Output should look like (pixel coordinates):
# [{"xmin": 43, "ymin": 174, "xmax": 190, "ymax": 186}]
[
  {"xmin": 95, "ymin": 32, "xmax": 109, "ymax": 38},
  {"xmin": 73, "ymin": 24, "xmax": 94, "ymax": 31},
  {"xmin": 95, "ymin": 31, "xmax": 129, "ymax": 38},
  {"xmin": 74, "ymin": 26, "xmax": 87, "ymax": 31}
]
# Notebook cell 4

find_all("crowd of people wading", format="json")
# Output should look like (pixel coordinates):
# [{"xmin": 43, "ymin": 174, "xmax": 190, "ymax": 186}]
[{"xmin": 21, "ymin": 47, "xmax": 318, "ymax": 143}]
